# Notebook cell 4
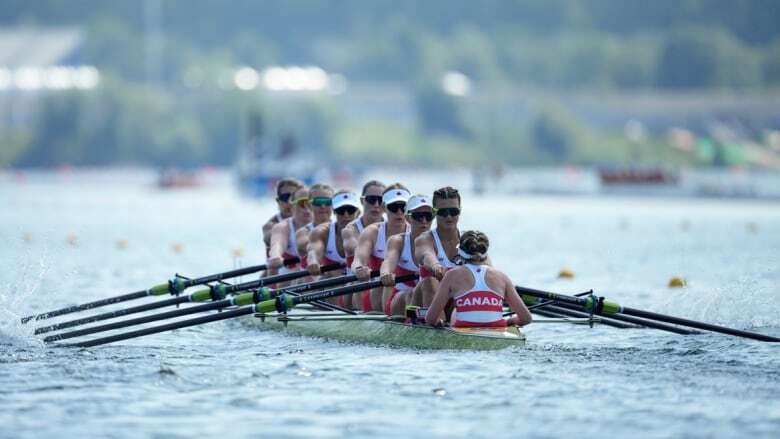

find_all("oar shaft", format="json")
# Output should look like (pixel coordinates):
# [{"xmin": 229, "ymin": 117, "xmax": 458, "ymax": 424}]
[
  {"xmin": 44, "ymin": 299, "xmax": 230, "ymax": 342},
  {"xmin": 64, "ymin": 307, "xmax": 255, "ymax": 348},
  {"xmin": 21, "ymin": 258, "xmax": 302, "ymax": 324},
  {"xmin": 620, "ymin": 306, "xmax": 779, "ymax": 342},
  {"xmin": 20, "ymin": 290, "xmax": 151, "ymax": 323},
  {"xmin": 34, "ymin": 296, "xmax": 187, "ymax": 335},
  {"xmin": 45, "ymin": 273, "xmax": 362, "ymax": 342},
  {"xmin": 541, "ymin": 305, "xmax": 640, "ymax": 329},
  {"xmin": 550, "ymin": 303, "xmax": 697, "ymax": 334},
  {"xmin": 258, "ymin": 275, "xmax": 418, "ymax": 314},
  {"xmin": 57, "ymin": 276, "xmax": 408, "ymax": 348},
  {"xmin": 181, "ymin": 260, "xmax": 289, "ymax": 288},
  {"xmin": 517, "ymin": 286, "xmax": 777, "ymax": 342},
  {"xmin": 225, "ymin": 263, "xmax": 342, "ymax": 293}
]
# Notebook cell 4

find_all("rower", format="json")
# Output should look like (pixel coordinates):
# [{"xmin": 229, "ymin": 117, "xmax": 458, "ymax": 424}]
[
  {"xmin": 342, "ymin": 180, "xmax": 386, "ymax": 309},
  {"xmin": 352, "ymin": 183, "xmax": 411, "ymax": 312},
  {"xmin": 414, "ymin": 186, "xmax": 461, "ymax": 307},
  {"xmin": 267, "ymin": 186, "xmax": 313, "ymax": 284},
  {"xmin": 261, "ymin": 178, "xmax": 304, "ymax": 258},
  {"xmin": 379, "ymin": 194, "xmax": 433, "ymax": 316},
  {"xmin": 306, "ymin": 190, "xmax": 361, "ymax": 298},
  {"xmin": 292, "ymin": 183, "xmax": 334, "ymax": 285},
  {"xmin": 294, "ymin": 183, "xmax": 334, "ymax": 265},
  {"xmin": 425, "ymin": 230, "xmax": 532, "ymax": 327}
]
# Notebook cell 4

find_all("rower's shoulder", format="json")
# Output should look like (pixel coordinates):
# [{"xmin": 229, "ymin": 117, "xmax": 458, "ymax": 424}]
[
  {"xmin": 483, "ymin": 266, "xmax": 512, "ymax": 289},
  {"xmin": 442, "ymin": 265, "xmax": 470, "ymax": 281},
  {"xmin": 361, "ymin": 222, "xmax": 380, "ymax": 235},
  {"xmin": 414, "ymin": 230, "xmax": 434, "ymax": 245},
  {"xmin": 313, "ymin": 222, "xmax": 330, "ymax": 233}
]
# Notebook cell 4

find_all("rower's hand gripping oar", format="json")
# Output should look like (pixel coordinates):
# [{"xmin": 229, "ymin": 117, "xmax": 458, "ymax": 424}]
[
  {"xmin": 33, "ymin": 262, "xmax": 338, "ymax": 335},
  {"xmin": 63, "ymin": 274, "xmax": 418, "ymax": 348},
  {"xmin": 20, "ymin": 257, "xmax": 301, "ymax": 323},
  {"xmin": 516, "ymin": 286, "xmax": 780, "ymax": 342},
  {"xmin": 44, "ymin": 272, "xmax": 364, "ymax": 343}
]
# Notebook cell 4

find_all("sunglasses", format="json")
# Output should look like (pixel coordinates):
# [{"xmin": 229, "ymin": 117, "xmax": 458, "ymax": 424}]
[
  {"xmin": 276, "ymin": 192, "xmax": 294, "ymax": 203},
  {"xmin": 387, "ymin": 202, "xmax": 406, "ymax": 214},
  {"xmin": 434, "ymin": 207, "xmax": 460, "ymax": 217},
  {"xmin": 292, "ymin": 198, "xmax": 311, "ymax": 208},
  {"xmin": 408, "ymin": 211, "xmax": 434, "ymax": 222},
  {"xmin": 310, "ymin": 197, "xmax": 332, "ymax": 207},
  {"xmin": 362, "ymin": 195, "xmax": 383, "ymax": 206},
  {"xmin": 335, "ymin": 205, "xmax": 358, "ymax": 216}
]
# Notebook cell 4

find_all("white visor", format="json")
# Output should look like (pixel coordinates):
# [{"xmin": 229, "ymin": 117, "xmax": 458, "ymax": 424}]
[
  {"xmin": 382, "ymin": 189, "xmax": 411, "ymax": 205},
  {"xmin": 407, "ymin": 194, "xmax": 432, "ymax": 211},
  {"xmin": 332, "ymin": 192, "xmax": 361, "ymax": 209}
]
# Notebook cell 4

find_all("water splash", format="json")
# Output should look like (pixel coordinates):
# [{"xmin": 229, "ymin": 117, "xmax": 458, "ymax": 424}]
[
  {"xmin": 656, "ymin": 264, "xmax": 780, "ymax": 329},
  {"xmin": 0, "ymin": 239, "xmax": 53, "ymax": 348}
]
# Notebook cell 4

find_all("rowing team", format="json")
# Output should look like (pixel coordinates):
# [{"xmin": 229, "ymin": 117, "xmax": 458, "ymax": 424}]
[{"xmin": 261, "ymin": 178, "xmax": 532, "ymax": 329}]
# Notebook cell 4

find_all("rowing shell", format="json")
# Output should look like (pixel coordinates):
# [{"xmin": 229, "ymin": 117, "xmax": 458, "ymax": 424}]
[{"xmin": 241, "ymin": 311, "xmax": 526, "ymax": 350}]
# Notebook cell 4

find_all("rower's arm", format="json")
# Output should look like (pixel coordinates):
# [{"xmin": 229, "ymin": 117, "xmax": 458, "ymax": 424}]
[
  {"xmin": 352, "ymin": 225, "xmax": 377, "ymax": 270},
  {"xmin": 341, "ymin": 224, "xmax": 359, "ymax": 258},
  {"xmin": 425, "ymin": 270, "xmax": 453, "ymax": 326},
  {"xmin": 295, "ymin": 227, "xmax": 310, "ymax": 261},
  {"xmin": 306, "ymin": 225, "xmax": 328, "ymax": 265},
  {"xmin": 268, "ymin": 222, "xmax": 288, "ymax": 260},
  {"xmin": 380, "ymin": 235, "xmax": 403, "ymax": 276},
  {"xmin": 261, "ymin": 215, "xmax": 277, "ymax": 249},
  {"xmin": 504, "ymin": 274, "xmax": 532, "ymax": 326},
  {"xmin": 414, "ymin": 233, "xmax": 438, "ymax": 271}
]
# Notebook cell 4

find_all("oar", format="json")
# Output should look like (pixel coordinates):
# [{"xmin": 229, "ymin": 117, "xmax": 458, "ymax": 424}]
[
  {"xmin": 63, "ymin": 275, "xmax": 418, "ymax": 348},
  {"xmin": 44, "ymin": 273, "xmax": 360, "ymax": 343},
  {"xmin": 516, "ymin": 286, "xmax": 780, "ymax": 342},
  {"xmin": 520, "ymin": 293, "xmax": 641, "ymax": 329},
  {"xmin": 21, "ymin": 257, "xmax": 300, "ymax": 323},
  {"xmin": 548, "ymin": 302, "xmax": 697, "ymax": 334},
  {"xmin": 34, "ymin": 263, "xmax": 341, "ymax": 335}
]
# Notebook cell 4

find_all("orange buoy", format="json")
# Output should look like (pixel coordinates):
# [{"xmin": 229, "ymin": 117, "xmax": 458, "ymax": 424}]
[
  {"xmin": 171, "ymin": 243, "xmax": 184, "ymax": 254},
  {"xmin": 232, "ymin": 247, "xmax": 245, "ymax": 258},
  {"xmin": 558, "ymin": 268, "xmax": 574, "ymax": 279},
  {"xmin": 668, "ymin": 276, "xmax": 687, "ymax": 288}
]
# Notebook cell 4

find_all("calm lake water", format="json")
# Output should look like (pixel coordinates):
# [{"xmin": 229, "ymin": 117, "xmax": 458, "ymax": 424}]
[{"xmin": 1, "ymin": 169, "xmax": 779, "ymax": 438}]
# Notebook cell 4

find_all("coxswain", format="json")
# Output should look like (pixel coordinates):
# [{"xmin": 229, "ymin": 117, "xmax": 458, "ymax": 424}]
[
  {"xmin": 425, "ymin": 230, "xmax": 532, "ymax": 327},
  {"xmin": 342, "ymin": 180, "xmax": 386, "ymax": 309},
  {"xmin": 261, "ymin": 178, "xmax": 304, "ymax": 258},
  {"xmin": 267, "ymin": 186, "xmax": 313, "ymax": 284},
  {"xmin": 414, "ymin": 186, "xmax": 461, "ymax": 307},
  {"xmin": 352, "ymin": 183, "xmax": 411, "ymax": 312},
  {"xmin": 379, "ymin": 194, "xmax": 433, "ymax": 316},
  {"xmin": 306, "ymin": 190, "xmax": 361, "ymax": 297}
]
